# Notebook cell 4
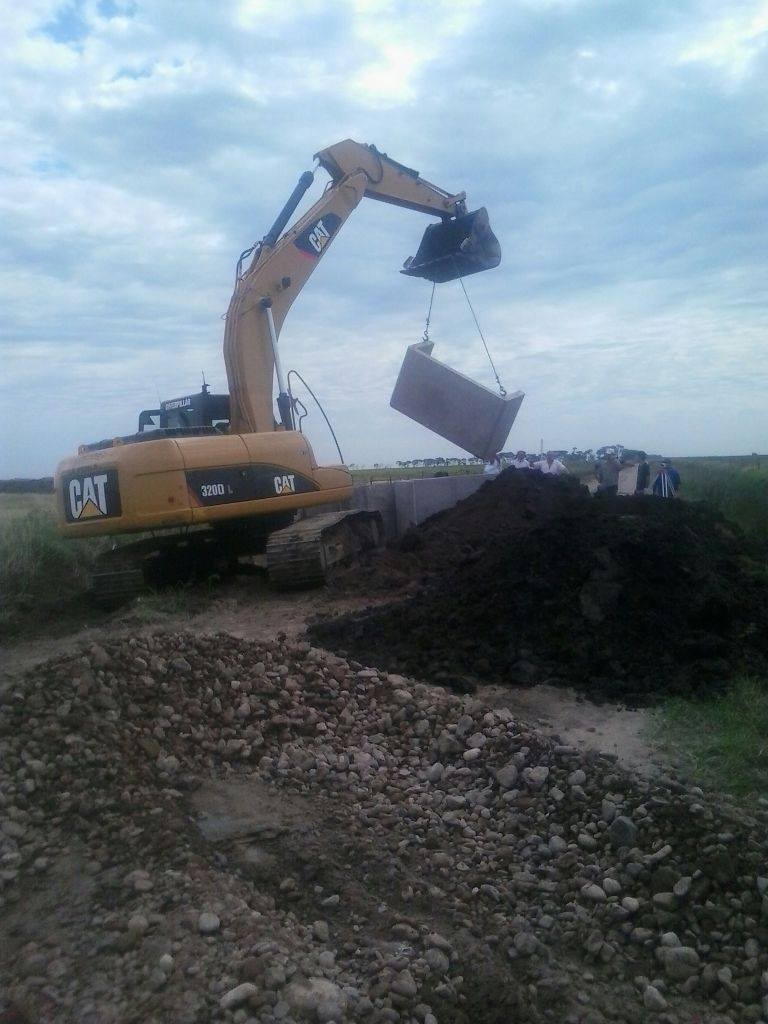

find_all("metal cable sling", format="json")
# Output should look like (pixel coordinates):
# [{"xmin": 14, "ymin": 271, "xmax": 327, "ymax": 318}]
[
  {"xmin": 452, "ymin": 255, "xmax": 507, "ymax": 397},
  {"xmin": 422, "ymin": 280, "xmax": 436, "ymax": 345}
]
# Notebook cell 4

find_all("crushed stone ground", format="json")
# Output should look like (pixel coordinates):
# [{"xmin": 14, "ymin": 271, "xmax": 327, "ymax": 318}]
[
  {"xmin": 317, "ymin": 471, "xmax": 768, "ymax": 704},
  {"xmin": 2, "ymin": 631, "xmax": 768, "ymax": 1024}
]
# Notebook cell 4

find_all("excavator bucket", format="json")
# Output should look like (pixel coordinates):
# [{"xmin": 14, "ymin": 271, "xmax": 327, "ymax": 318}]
[{"xmin": 401, "ymin": 207, "xmax": 501, "ymax": 283}]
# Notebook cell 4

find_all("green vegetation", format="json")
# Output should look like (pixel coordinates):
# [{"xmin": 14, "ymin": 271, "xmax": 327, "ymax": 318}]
[
  {"xmin": 677, "ymin": 459, "xmax": 768, "ymax": 545},
  {"xmin": 0, "ymin": 506, "xmax": 110, "ymax": 638},
  {"xmin": 652, "ymin": 677, "xmax": 768, "ymax": 800}
]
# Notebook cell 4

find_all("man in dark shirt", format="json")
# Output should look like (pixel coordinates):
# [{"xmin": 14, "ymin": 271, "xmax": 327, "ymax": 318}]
[
  {"xmin": 653, "ymin": 460, "xmax": 681, "ymax": 498},
  {"xmin": 635, "ymin": 452, "xmax": 650, "ymax": 493}
]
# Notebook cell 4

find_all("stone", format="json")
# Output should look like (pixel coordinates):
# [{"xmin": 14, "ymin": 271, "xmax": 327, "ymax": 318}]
[
  {"xmin": 581, "ymin": 884, "xmax": 607, "ymax": 903},
  {"xmin": 285, "ymin": 977, "xmax": 348, "ymax": 1022},
  {"xmin": 463, "ymin": 747, "xmax": 482, "ymax": 762},
  {"xmin": 198, "ymin": 911, "xmax": 221, "ymax": 935},
  {"xmin": 643, "ymin": 985, "xmax": 668, "ymax": 1011},
  {"xmin": 522, "ymin": 766, "xmax": 549, "ymax": 789},
  {"xmin": 392, "ymin": 689, "xmax": 413, "ymax": 706},
  {"xmin": 425, "ymin": 948, "xmax": 450, "ymax": 974},
  {"xmin": 127, "ymin": 913, "xmax": 149, "ymax": 935},
  {"xmin": 391, "ymin": 969, "xmax": 418, "ymax": 997},
  {"xmin": 426, "ymin": 763, "xmax": 444, "ymax": 783},
  {"xmin": 220, "ymin": 983, "xmax": 258, "ymax": 1010},
  {"xmin": 568, "ymin": 769, "xmax": 587, "ymax": 786},
  {"xmin": 496, "ymin": 764, "xmax": 519, "ymax": 789},
  {"xmin": 607, "ymin": 816, "xmax": 637, "ymax": 849},
  {"xmin": 513, "ymin": 931, "xmax": 539, "ymax": 956},
  {"xmin": 661, "ymin": 946, "xmax": 700, "ymax": 981},
  {"xmin": 312, "ymin": 920, "xmax": 330, "ymax": 943}
]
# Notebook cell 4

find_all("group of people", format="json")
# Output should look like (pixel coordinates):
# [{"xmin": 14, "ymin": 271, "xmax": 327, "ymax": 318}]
[
  {"xmin": 483, "ymin": 449, "xmax": 682, "ymax": 498},
  {"xmin": 483, "ymin": 450, "xmax": 568, "ymax": 477}
]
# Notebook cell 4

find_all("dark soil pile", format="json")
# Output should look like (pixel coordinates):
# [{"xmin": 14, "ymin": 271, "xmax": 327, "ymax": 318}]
[{"xmin": 313, "ymin": 471, "xmax": 768, "ymax": 703}]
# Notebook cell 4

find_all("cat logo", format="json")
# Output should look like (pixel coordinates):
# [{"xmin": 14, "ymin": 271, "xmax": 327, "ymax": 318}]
[
  {"xmin": 273, "ymin": 474, "xmax": 296, "ymax": 496},
  {"xmin": 294, "ymin": 212, "xmax": 341, "ymax": 259},
  {"xmin": 69, "ymin": 474, "xmax": 109, "ymax": 519},
  {"xmin": 307, "ymin": 219, "xmax": 331, "ymax": 254}
]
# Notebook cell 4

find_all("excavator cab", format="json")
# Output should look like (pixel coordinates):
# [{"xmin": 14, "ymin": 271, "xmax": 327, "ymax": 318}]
[{"xmin": 401, "ymin": 207, "xmax": 501, "ymax": 284}]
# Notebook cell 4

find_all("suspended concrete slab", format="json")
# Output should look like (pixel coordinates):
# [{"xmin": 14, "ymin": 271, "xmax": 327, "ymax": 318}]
[{"xmin": 390, "ymin": 341, "xmax": 524, "ymax": 461}]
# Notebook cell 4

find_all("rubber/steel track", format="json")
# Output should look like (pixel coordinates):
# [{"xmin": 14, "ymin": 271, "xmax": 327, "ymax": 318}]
[
  {"xmin": 89, "ymin": 509, "xmax": 383, "ymax": 606},
  {"xmin": 265, "ymin": 510, "xmax": 384, "ymax": 590}
]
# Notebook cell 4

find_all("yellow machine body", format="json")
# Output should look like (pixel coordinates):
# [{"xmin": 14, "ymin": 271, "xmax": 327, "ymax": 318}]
[{"xmin": 55, "ymin": 431, "xmax": 352, "ymax": 537}]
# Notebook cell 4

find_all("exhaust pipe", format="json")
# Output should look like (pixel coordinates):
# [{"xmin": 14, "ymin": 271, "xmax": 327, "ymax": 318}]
[{"xmin": 401, "ymin": 207, "xmax": 501, "ymax": 283}]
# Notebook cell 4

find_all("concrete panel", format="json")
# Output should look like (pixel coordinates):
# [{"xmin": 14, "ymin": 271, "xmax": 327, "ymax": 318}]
[
  {"xmin": 392, "ymin": 475, "xmax": 486, "ymax": 535},
  {"xmin": 351, "ymin": 482, "xmax": 398, "ymax": 542},
  {"xmin": 390, "ymin": 342, "xmax": 524, "ymax": 460},
  {"xmin": 618, "ymin": 465, "xmax": 639, "ymax": 495}
]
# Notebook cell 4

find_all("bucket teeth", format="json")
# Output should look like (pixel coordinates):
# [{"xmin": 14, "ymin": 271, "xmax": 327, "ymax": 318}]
[{"xmin": 402, "ymin": 207, "xmax": 501, "ymax": 283}]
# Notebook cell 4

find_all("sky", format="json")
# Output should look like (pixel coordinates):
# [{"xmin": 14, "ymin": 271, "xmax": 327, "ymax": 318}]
[{"xmin": 1, "ymin": 0, "xmax": 767, "ymax": 476}]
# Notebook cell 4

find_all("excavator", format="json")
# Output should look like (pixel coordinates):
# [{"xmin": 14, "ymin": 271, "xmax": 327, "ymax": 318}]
[{"xmin": 54, "ymin": 140, "xmax": 501, "ymax": 603}]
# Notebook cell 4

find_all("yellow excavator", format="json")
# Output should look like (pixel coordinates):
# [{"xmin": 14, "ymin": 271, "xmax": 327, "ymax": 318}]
[{"xmin": 54, "ymin": 140, "xmax": 501, "ymax": 602}]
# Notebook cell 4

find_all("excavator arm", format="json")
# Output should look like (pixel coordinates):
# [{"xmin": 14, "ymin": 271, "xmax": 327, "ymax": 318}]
[{"xmin": 223, "ymin": 139, "xmax": 500, "ymax": 435}]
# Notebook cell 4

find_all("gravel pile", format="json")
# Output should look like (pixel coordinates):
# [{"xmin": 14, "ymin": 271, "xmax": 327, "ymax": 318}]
[{"xmin": 2, "ymin": 632, "xmax": 768, "ymax": 1023}]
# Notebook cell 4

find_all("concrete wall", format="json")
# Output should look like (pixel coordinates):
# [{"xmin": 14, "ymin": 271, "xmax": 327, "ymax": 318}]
[{"xmin": 348, "ymin": 475, "xmax": 485, "ymax": 541}]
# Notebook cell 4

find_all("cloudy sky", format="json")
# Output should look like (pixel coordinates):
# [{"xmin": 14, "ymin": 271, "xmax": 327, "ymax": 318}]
[{"xmin": 2, "ymin": 0, "xmax": 767, "ymax": 476}]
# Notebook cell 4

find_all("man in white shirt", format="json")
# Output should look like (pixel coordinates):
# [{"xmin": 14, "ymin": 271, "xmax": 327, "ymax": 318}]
[
  {"xmin": 535, "ymin": 451, "xmax": 568, "ymax": 476},
  {"xmin": 483, "ymin": 454, "xmax": 503, "ymax": 477},
  {"xmin": 510, "ymin": 450, "xmax": 531, "ymax": 469}
]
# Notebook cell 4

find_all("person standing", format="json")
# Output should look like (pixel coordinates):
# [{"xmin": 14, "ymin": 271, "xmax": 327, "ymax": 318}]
[
  {"xmin": 595, "ymin": 452, "xmax": 622, "ymax": 495},
  {"xmin": 483, "ymin": 454, "xmax": 503, "ymax": 477},
  {"xmin": 653, "ymin": 460, "xmax": 681, "ymax": 498},
  {"xmin": 635, "ymin": 452, "xmax": 650, "ymax": 494},
  {"xmin": 535, "ymin": 451, "xmax": 568, "ymax": 476},
  {"xmin": 510, "ymin": 450, "xmax": 531, "ymax": 469}
]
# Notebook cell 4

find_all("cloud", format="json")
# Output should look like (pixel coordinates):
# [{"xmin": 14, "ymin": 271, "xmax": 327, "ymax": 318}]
[{"xmin": 1, "ymin": 0, "xmax": 767, "ymax": 477}]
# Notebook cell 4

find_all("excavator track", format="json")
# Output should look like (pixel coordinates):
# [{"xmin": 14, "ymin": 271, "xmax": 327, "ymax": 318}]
[{"xmin": 265, "ymin": 510, "xmax": 383, "ymax": 590}]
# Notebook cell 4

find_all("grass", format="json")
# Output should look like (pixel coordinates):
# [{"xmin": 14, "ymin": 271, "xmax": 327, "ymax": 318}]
[
  {"xmin": 0, "ymin": 507, "xmax": 111, "ymax": 639},
  {"xmin": 678, "ymin": 462, "xmax": 768, "ymax": 545},
  {"xmin": 652, "ymin": 677, "xmax": 768, "ymax": 800}
]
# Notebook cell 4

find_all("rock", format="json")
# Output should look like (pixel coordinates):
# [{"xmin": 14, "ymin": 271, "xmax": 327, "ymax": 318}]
[
  {"xmin": 392, "ymin": 689, "xmax": 413, "ymax": 706},
  {"xmin": 425, "ymin": 948, "xmax": 450, "ymax": 974},
  {"xmin": 496, "ymin": 763, "xmax": 519, "ymax": 789},
  {"xmin": 426, "ymin": 762, "xmax": 444, "ymax": 783},
  {"xmin": 568, "ymin": 769, "xmax": 587, "ymax": 786},
  {"xmin": 285, "ymin": 977, "xmax": 348, "ymax": 1021},
  {"xmin": 220, "ymin": 983, "xmax": 258, "ymax": 1010},
  {"xmin": 581, "ymin": 884, "xmax": 607, "ymax": 903},
  {"xmin": 312, "ymin": 920, "xmax": 330, "ymax": 943},
  {"xmin": 607, "ymin": 815, "xmax": 637, "ymax": 849},
  {"xmin": 660, "ymin": 946, "xmax": 700, "ymax": 980},
  {"xmin": 127, "ymin": 913, "xmax": 149, "ymax": 935},
  {"xmin": 522, "ymin": 766, "xmax": 549, "ymax": 789},
  {"xmin": 391, "ymin": 969, "xmax": 418, "ymax": 997},
  {"xmin": 621, "ymin": 897, "xmax": 640, "ymax": 914},
  {"xmin": 513, "ymin": 931, "xmax": 539, "ymax": 956},
  {"xmin": 158, "ymin": 953, "xmax": 174, "ymax": 972},
  {"xmin": 425, "ymin": 932, "xmax": 451, "ymax": 951},
  {"xmin": 603, "ymin": 877, "xmax": 621, "ymax": 896},
  {"xmin": 198, "ymin": 911, "xmax": 221, "ymax": 935},
  {"xmin": 170, "ymin": 657, "xmax": 192, "ymax": 673},
  {"xmin": 463, "ymin": 748, "xmax": 482, "ymax": 762},
  {"xmin": 643, "ymin": 985, "xmax": 668, "ymax": 1011}
]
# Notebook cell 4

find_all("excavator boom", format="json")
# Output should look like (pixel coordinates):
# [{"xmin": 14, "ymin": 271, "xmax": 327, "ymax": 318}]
[{"xmin": 224, "ymin": 139, "xmax": 500, "ymax": 435}]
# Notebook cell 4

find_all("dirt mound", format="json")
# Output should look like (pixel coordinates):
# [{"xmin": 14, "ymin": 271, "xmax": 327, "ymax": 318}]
[{"xmin": 314, "ymin": 471, "xmax": 768, "ymax": 703}]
